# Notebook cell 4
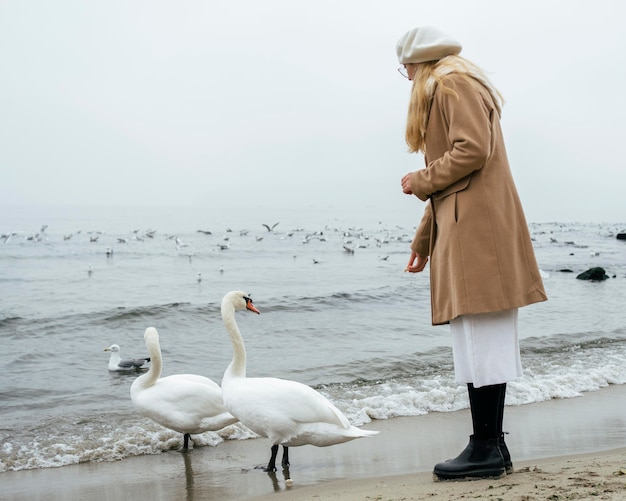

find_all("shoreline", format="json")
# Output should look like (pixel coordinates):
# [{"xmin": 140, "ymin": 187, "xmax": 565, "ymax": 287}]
[
  {"xmin": 3, "ymin": 384, "xmax": 626, "ymax": 500},
  {"xmin": 250, "ymin": 446, "xmax": 626, "ymax": 500}
]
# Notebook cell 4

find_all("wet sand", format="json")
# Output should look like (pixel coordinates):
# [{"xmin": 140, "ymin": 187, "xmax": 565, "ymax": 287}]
[{"xmin": 3, "ymin": 384, "xmax": 626, "ymax": 500}]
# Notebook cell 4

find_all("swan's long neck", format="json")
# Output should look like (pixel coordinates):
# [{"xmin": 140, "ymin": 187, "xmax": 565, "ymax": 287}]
[
  {"xmin": 222, "ymin": 304, "xmax": 246, "ymax": 381},
  {"xmin": 134, "ymin": 335, "xmax": 161, "ymax": 389}
]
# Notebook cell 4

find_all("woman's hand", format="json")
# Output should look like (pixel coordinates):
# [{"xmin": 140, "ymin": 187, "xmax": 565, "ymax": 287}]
[
  {"xmin": 404, "ymin": 250, "xmax": 428, "ymax": 273},
  {"xmin": 401, "ymin": 172, "xmax": 414, "ymax": 195}
]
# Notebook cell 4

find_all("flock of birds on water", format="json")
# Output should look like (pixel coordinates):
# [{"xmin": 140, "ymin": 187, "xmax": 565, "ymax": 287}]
[
  {"xmin": 104, "ymin": 290, "xmax": 379, "ymax": 481},
  {"xmin": 2, "ymin": 221, "xmax": 406, "ymax": 280}
]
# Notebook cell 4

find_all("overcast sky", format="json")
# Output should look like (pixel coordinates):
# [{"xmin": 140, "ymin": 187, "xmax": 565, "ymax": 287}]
[{"xmin": 1, "ymin": 0, "xmax": 625, "ymax": 223}]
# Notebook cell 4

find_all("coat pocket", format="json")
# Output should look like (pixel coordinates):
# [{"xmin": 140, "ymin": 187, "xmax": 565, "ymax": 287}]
[{"xmin": 431, "ymin": 173, "xmax": 472, "ymax": 201}]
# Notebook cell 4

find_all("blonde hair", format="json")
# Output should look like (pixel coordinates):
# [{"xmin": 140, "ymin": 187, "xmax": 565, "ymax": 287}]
[{"xmin": 405, "ymin": 55, "xmax": 504, "ymax": 153}]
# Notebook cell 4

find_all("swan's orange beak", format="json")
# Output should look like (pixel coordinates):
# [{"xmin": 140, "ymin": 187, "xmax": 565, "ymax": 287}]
[{"xmin": 245, "ymin": 298, "xmax": 260, "ymax": 314}]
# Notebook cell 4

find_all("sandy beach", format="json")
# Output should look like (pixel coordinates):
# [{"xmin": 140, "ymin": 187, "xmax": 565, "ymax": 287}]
[{"xmin": 3, "ymin": 384, "xmax": 626, "ymax": 500}]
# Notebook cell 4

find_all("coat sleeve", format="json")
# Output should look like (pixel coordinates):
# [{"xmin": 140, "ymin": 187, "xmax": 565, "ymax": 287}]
[
  {"xmin": 411, "ymin": 201, "xmax": 432, "ymax": 257},
  {"xmin": 410, "ymin": 75, "xmax": 493, "ymax": 201}
]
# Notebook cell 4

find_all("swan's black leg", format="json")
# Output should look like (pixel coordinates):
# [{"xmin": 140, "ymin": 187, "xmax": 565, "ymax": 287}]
[
  {"xmin": 281, "ymin": 446, "xmax": 290, "ymax": 466},
  {"xmin": 264, "ymin": 444, "xmax": 279, "ymax": 472},
  {"xmin": 282, "ymin": 464, "xmax": 291, "ymax": 486},
  {"xmin": 183, "ymin": 433, "xmax": 191, "ymax": 449}
]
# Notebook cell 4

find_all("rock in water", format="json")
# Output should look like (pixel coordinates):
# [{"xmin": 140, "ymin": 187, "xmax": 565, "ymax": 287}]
[{"xmin": 576, "ymin": 267, "xmax": 609, "ymax": 281}]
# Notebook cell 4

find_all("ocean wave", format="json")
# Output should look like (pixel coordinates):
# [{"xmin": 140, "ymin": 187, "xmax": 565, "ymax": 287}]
[
  {"xmin": 101, "ymin": 302, "xmax": 196, "ymax": 322},
  {"xmin": 0, "ymin": 316, "xmax": 23, "ymax": 328}
]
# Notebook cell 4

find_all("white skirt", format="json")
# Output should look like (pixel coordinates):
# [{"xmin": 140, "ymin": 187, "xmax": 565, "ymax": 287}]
[{"xmin": 450, "ymin": 308, "xmax": 522, "ymax": 388}]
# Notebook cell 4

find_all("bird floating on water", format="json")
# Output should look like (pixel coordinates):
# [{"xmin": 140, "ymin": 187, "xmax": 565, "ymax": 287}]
[
  {"xmin": 175, "ymin": 237, "xmax": 190, "ymax": 250},
  {"xmin": 104, "ymin": 344, "xmax": 151, "ymax": 372}
]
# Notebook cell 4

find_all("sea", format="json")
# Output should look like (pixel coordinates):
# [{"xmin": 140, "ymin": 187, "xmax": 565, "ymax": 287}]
[{"xmin": 1, "ymin": 204, "xmax": 625, "ymax": 473}]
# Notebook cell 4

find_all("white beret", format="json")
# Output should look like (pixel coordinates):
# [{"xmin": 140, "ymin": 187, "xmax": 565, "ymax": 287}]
[{"xmin": 396, "ymin": 26, "xmax": 462, "ymax": 64}]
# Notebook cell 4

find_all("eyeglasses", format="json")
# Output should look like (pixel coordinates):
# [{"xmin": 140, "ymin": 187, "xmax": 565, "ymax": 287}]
[{"xmin": 397, "ymin": 66, "xmax": 409, "ymax": 79}]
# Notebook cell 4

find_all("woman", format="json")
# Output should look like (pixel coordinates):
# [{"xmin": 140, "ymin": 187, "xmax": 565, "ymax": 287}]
[{"xmin": 396, "ymin": 26, "xmax": 547, "ymax": 480}]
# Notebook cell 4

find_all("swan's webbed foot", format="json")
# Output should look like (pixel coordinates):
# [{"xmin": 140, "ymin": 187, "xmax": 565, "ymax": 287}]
[{"xmin": 183, "ymin": 433, "xmax": 191, "ymax": 450}]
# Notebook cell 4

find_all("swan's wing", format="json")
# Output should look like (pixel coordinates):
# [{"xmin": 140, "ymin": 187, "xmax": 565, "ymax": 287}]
[
  {"xmin": 144, "ymin": 375, "xmax": 226, "ymax": 409},
  {"xmin": 171, "ymin": 374, "xmax": 221, "ymax": 389},
  {"xmin": 227, "ymin": 377, "xmax": 351, "ymax": 429},
  {"xmin": 285, "ymin": 381, "xmax": 351, "ymax": 428},
  {"xmin": 159, "ymin": 375, "xmax": 222, "ymax": 394},
  {"xmin": 118, "ymin": 357, "xmax": 150, "ymax": 368},
  {"xmin": 133, "ymin": 375, "xmax": 236, "ymax": 432}
]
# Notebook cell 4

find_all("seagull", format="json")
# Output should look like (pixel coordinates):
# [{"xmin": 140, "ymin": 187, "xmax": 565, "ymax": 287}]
[
  {"xmin": 262, "ymin": 222, "xmax": 280, "ymax": 232},
  {"xmin": 175, "ymin": 237, "xmax": 190, "ymax": 250},
  {"xmin": 2, "ymin": 232, "xmax": 17, "ymax": 244},
  {"xmin": 104, "ymin": 344, "xmax": 151, "ymax": 372}
]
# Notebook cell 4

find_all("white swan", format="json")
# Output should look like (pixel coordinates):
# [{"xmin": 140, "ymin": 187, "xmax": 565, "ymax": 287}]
[
  {"xmin": 130, "ymin": 327, "xmax": 238, "ymax": 449},
  {"xmin": 220, "ymin": 290, "xmax": 379, "ymax": 471},
  {"xmin": 104, "ymin": 344, "xmax": 150, "ymax": 371}
]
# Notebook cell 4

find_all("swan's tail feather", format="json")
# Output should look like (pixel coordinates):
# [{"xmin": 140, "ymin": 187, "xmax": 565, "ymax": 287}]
[{"xmin": 355, "ymin": 428, "xmax": 379, "ymax": 438}]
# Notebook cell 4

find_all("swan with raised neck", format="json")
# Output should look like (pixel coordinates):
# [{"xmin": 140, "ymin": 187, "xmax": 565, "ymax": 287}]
[{"xmin": 218, "ymin": 290, "xmax": 378, "ymax": 472}]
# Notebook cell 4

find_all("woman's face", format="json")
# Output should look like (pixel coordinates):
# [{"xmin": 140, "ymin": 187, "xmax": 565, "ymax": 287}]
[{"xmin": 404, "ymin": 63, "xmax": 418, "ymax": 81}]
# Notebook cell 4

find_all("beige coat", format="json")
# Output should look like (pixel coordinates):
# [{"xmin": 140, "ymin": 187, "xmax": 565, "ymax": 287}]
[{"xmin": 409, "ymin": 74, "xmax": 547, "ymax": 325}]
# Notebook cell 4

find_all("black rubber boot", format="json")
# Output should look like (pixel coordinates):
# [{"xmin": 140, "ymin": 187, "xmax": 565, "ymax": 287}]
[
  {"xmin": 433, "ymin": 435, "xmax": 505, "ymax": 481},
  {"xmin": 470, "ymin": 382, "xmax": 514, "ymax": 472},
  {"xmin": 432, "ymin": 383, "xmax": 509, "ymax": 481},
  {"xmin": 499, "ymin": 432, "xmax": 513, "ymax": 473},
  {"xmin": 495, "ymin": 384, "xmax": 513, "ymax": 473}
]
